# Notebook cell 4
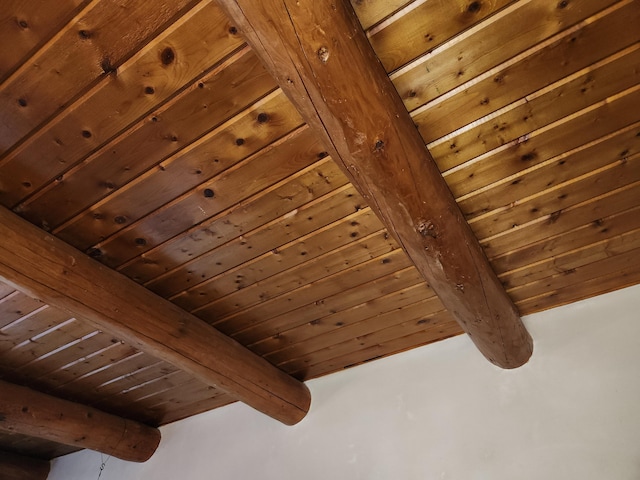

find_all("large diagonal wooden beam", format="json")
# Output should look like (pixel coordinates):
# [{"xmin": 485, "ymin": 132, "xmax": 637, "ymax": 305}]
[
  {"xmin": 216, "ymin": 0, "xmax": 533, "ymax": 368},
  {"xmin": 0, "ymin": 380, "xmax": 159, "ymax": 463},
  {"xmin": 0, "ymin": 450, "xmax": 50, "ymax": 480},
  {"xmin": 0, "ymin": 207, "xmax": 310, "ymax": 425}
]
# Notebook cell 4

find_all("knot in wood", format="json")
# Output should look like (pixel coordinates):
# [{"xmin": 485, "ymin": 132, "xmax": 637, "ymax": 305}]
[
  {"xmin": 317, "ymin": 46, "xmax": 330, "ymax": 63},
  {"xmin": 417, "ymin": 220, "xmax": 437, "ymax": 239}
]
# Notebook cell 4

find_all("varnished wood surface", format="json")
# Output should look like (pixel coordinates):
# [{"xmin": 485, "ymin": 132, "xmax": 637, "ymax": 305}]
[
  {"xmin": 0, "ymin": 0, "xmax": 638, "ymax": 460},
  {"xmin": 0, "ymin": 206, "xmax": 311, "ymax": 426},
  {"xmin": 0, "ymin": 379, "xmax": 160, "ymax": 462},
  {"xmin": 0, "ymin": 450, "xmax": 50, "ymax": 480},
  {"xmin": 216, "ymin": 0, "xmax": 532, "ymax": 368}
]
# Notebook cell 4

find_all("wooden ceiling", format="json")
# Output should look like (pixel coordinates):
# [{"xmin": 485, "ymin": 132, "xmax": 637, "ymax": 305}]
[{"xmin": 0, "ymin": 0, "xmax": 638, "ymax": 468}]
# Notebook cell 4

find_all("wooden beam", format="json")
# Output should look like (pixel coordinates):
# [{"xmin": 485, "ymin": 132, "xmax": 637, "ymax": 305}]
[
  {"xmin": 215, "ymin": 0, "xmax": 533, "ymax": 368},
  {"xmin": 0, "ymin": 450, "xmax": 50, "ymax": 480},
  {"xmin": 0, "ymin": 380, "xmax": 159, "ymax": 463},
  {"xmin": 0, "ymin": 207, "xmax": 310, "ymax": 425}
]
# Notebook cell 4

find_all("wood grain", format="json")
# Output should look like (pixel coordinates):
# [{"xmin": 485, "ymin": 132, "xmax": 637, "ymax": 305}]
[
  {"xmin": 217, "ymin": 0, "xmax": 533, "ymax": 368},
  {"xmin": 0, "ymin": 206, "xmax": 310, "ymax": 425},
  {"xmin": 0, "ymin": 379, "xmax": 160, "ymax": 462}
]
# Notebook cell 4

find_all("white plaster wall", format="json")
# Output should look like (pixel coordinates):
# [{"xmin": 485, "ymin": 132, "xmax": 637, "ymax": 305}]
[{"xmin": 49, "ymin": 284, "xmax": 640, "ymax": 480}]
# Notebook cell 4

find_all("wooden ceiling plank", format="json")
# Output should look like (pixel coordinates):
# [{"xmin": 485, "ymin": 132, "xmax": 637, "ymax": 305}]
[
  {"xmin": 117, "ymin": 370, "xmax": 195, "ymax": 405},
  {"xmin": 493, "ymin": 204, "xmax": 640, "ymax": 277},
  {"xmin": 367, "ymin": 0, "xmax": 512, "ymax": 73},
  {"xmin": 471, "ymin": 154, "xmax": 640, "ymax": 241},
  {"xmin": 0, "ymin": 293, "xmax": 44, "ymax": 329},
  {"xmin": 350, "ymin": 0, "xmax": 412, "ymax": 31},
  {"xmin": 280, "ymin": 301, "xmax": 447, "ymax": 373},
  {"xmin": 0, "ymin": 207, "xmax": 311, "ymax": 425},
  {"xmin": 459, "ymin": 122, "xmax": 640, "ymax": 219},
  {"xmin": 235, "ymin": 266, "xmax": 425, "ymax": 345},
  {"xmin": 18, "ymin": 46, "xmax": 272, "ymax": 233},
  {"xmin": 0, "ymin": 0, "xmax": 88, "ymax": 83},
  {"xmin": 431, "ymin": 45, "xmax": 640, "ymax": 173},
  {"xmin": 483, "ymin": 181, "xmax": 640, "ymax": 259},
  {"xmin": 446, "ymin": 84, "xmax": 640, "ymax": 199},
  {"xmin": 516, "ymin": 260, "xmax": 640, "ymax": 314},
  {"xmin": 395, "ymin": 0, "xmax": 617, "ymax": 113},
  {"xmin": 0, "ymin": 379, "xmax": 160, "ymax": 462},
  {"xmin": 506, "ymin": 227, "xmax": 640, "ymax": 293},
  {"xmin": 262, "ymin": 285, "xmax": 438, "ymax": 364},
  {"xmin": 188, "ymin": 223, "xmax": 396, "ymax": 319},
  {"xmin": 252, "ymin": 277, "xmax": 429, "ymax": 356},
  {"xmin": 288, "ymin": 311, "xmax": 462, "ymax": 380},
  {"xmin": 0, "ymin": 432, "xmax": 80, "ymax": 461},
  {"xmin": 413, "ymin": 0, "xmax": 638, "ymax": 144},
  {"xmin": 53, "ymin": 83, "xmax": 294, "ymax": 249},
  {"xmin": 172, "ymin": 208, "xmax": 387, "ymax": 312},
  {"xmin": 216, "ymin": 0, "xmax": 532, "ymax": 367},
  {"xmin": 212, "ymin": 248, "xmax": 413, "ymax": 335},
  {"xmin": 0, "ymin": 0, "xmax": 197, "ymax": 157},
  {"xmin": 0, "ymin": 449, "xmax": 50, "ymax": 480},
  {"xmin": 33, "ymin": 337, "xmax": 131, "ymax": 389},
  {"xmin": 0, "ymin": 308, "xmax": 73, "ymax": 356},
  {"xmin": 510, "ymin": 244, "xmax": 640, "ymax": 304},
  {"xmin": 144, "ymin": 378, "xmax": 222, "ymax": 410},
  {"xmin": 158, "ymin": 391, "xmax": 235, "ymax": 425},
  {"xmin": 44, "ymin": 343, "xmax": 140, "ymax": 394},
  {"xmin": 1, "ymin": 318, "xmax": 90, "ymax": 371},
  {"xmin": 94, "ymin": 362, "xmax": 177, "ymax": 399},
  {"xmin": 102, "ymin": 133, "xmax": 332, "ymax": 270},
  {"xmin": 145, "ymin": 182, "xmax": 365, "ymax": 298},
  {"xmin": 0, "ymin": 282, "xmax": 15, "ymax": 301},
  {"xmin": 51, "ymin": 351, "xmax": 151, "ymax": 399},
  {"xmin": 9, "ymin": 331, "xmax": 101, "ymax": 381},
  {"xmin": 107, "ymin": 152, "xmax": 345, "ymax": 272}
]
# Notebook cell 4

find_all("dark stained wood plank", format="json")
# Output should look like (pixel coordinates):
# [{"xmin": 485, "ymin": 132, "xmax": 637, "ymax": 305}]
[
  {"xmin": 260, "ymin": 281, "xmax": 436, "ymax": 363},
  {"xmin": 217, "ymin": 0, "xmax": 532, "ymax": 368},
  {"xmin": 114, "ymin": 155, "xmax": 348, "ymax": 278},
  {"xmin": 0, "ymin": 379, "xmax": 160, "ymax": 462},
  {"xmin": 213, "ymin": 248, "xmax": 413, "ymax": 335},
  {"xmin": 145, "ymin": 183, "xmax": 366, "ymax": 298},
  {"xmin": 350, "ymin": 0, "xmax": 411, "ymax": 30},
  {"xmin": 235, "ymin": 266, "xmax": 426, "ymax": 345},
  {"xmin": 192, "ymin": 226, "xmax": 398, "ymax": 319},
  {"xmin": 0, "ymin": 0, "xmax": 197, "ymax": 154},
  {"xmin": 289, "ymin": 311, "xmax": 462, "ymax": 380},
  {"xmin": 172, "ymin": 208, "xmax": 387, "ymax": 311},
  {"xmin": 1, "ymin": 320, "xmax": 97, "ymax": 378},
  {"xmin": 0, "ymin": 431, "xmax": 79, "ymax": 460},
  {"xmin": 445, "ymin": 85, "xmax": 640, "ymax": 199},
  {"xmin": 0, "ymin": 207, "xmax": 310, "ymax": 425},
  {"xmin": 505, "ymin": 227, "xmax": 640, "ymax": 291},
  {"xmin": 459, "ymin": 122, "xmax": 640, "ymax": 219},
  {"xmin": 0, "ymin": 292, "xmax": 44, "ymax": 329},
  {"xmin": 368, "ymin": 0, "xmax": 513, "ymax": 72},
  {"xmin": 0, "ymin": 283, "xmax": 16, "ymax": 301},
  {"xmin": 280, "ymin": 297, "xmax": 446, "ymax": 373},
  {"xmin": 0, "ymin": 450, "xmax": 50, "ymax": 480},
  {"xmin": 430, "ymin": 45, "xmax": 640, "ymax": 173},
  {"xmin": 394, "ymin": 0, "xmax": 615, "ymax": 112},
  {"xmin": 155, "ymin": 390, "xmax": 235, "ymax": 425},
  {"xmin": 493, "ymin": 205, "xmax": 640, "ymax": 277},
  {"xmin": 471, "ymin": 154, "xmax": 640, "ymax": 241},
  {"xmin": 8, "ymin": 6, "xmax": 250, "ymax": 221},
  {"xmin": 483, "ymin": 181, "xmax": 640, "ymax": 260},
  {"xmin": 56, "ymin": 93, "xmax": 304, "ymax": 253},
  {"xmin": 413, "ymin": 0, "xmax": 639, "ymax": 144},
  {"xmin": 516, "ymin": 260, "xmax": 640, "ymax": 314},
  {"xmin": 0, "ymin": 0, "xmax": 87, "ymax": 82}
]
